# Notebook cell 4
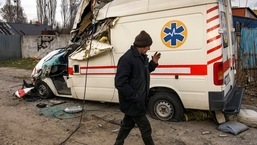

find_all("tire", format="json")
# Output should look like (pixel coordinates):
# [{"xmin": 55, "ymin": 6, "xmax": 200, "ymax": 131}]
[
  {"xmin": 35, "ymin": 80, "xmax": 54, "ymax": 99},
  {"xmin": 148, "ymin": 92, "xmax": 184, "ymax": 122}
]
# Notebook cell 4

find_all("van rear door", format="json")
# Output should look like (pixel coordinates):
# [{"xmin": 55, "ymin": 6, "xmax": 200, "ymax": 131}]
[
  {"xmin": 219, "ymin": 0, "xmax": 235, "ymax": 96},
  {"xmin": 219, "ymin": 0, "xmax": 244, "ymax": 114}
]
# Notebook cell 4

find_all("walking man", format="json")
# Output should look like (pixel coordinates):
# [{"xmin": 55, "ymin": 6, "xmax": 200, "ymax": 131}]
[{"xmin": 114, "ymin": 30, "xmax": 161, "ymax": 145}]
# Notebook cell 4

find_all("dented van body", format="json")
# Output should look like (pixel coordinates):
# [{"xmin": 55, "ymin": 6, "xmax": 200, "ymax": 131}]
[{"xmin": 31, "ymin": 0, "xmax": 244, "ymax": 122}]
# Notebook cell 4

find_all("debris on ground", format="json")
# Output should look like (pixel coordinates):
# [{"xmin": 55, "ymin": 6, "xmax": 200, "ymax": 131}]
[
  {"xmin": 183, "ymin": 110, "xmax": 213, "ymax": 121},
  {"xmin": 36, "ymin": 103, "xmax": 47, "ymax": 108},
  {"xmin": 64, "ymin": 106, "xmax": 83, "ymax": 114},
  {"xmin": 217, "ymin": 121, "xmax": 249, "ymax": 135},
  {"xmin": 14, "ymin": 80, "xmax": 35, "ymax": 98},
  {"xmin": 237, "ymin": 109, "xmax": 257, "ymax": 128},
  {"xmin": 49, "ymin": 100, "xmax": 66, "ymax": 106},
  {"xmin": 202, "ymin": 131, "xmax": 211, "ymax": 135},
  {"xmin": 14, "ymin": 87, "xmax": 34, "ymax": 98},
  {"xmin": 218, "ymin": 134, "xmax": 228, "ymax": 137}
]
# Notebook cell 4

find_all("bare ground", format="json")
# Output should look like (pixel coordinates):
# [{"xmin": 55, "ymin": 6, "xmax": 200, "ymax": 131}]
[{"xmin": 0, "ymin": 67, "xmax": 257, "ymax": 145}]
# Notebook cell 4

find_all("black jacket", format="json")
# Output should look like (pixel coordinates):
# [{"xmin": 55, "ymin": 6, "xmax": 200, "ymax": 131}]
[{"xmin": 115, "ymin": 45, "xmax": 158, "ymax": 116}]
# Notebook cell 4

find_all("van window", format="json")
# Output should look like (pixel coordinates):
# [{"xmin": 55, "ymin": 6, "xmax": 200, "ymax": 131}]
[
  {"xmin": 229, "ymin": 13, "xmax": 235, "ymax": 46},
  {"xmin": 220, "ymin": 12, "xmax": 228, "ymax": 48},
  {"xmin": 74, "ymin": 65, "xmax": 80, "ymax": 73}
]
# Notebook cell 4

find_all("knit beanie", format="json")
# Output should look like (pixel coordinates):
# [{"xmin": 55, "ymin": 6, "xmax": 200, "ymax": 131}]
[{"xmin": 133, "ymin": 30, "xmax": 153, "ymax": 47}]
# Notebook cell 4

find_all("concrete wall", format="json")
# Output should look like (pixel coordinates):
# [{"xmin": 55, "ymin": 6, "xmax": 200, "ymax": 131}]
[{"xmin": 21, "ymin": 34, "xmax": 70, "ymax": 59}]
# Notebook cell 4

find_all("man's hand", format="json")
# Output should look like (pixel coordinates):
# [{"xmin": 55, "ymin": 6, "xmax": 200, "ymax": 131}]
[{"xmin": 152, "ymin": 51, "xmax": 161, "ymax": 64}]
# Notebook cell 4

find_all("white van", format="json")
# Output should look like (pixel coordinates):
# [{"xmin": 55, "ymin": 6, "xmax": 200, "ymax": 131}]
[{"xmin": 31, "ymin": 0, "xmax": 244, "ymax": 122}]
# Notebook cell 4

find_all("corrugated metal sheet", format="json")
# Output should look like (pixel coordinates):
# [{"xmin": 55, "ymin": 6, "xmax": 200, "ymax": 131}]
[
  {"xmin": 239, "ymin": 27, "xmax": 257, "ymax": 68},
  {"xmin": 0, "ymin": 35, "xmax": 21, "ymax": 61}
]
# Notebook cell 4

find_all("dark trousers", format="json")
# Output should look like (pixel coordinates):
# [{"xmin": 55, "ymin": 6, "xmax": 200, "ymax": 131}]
[{"xmin": 114, "ymin": 114, "xmax": 154, "ymax": 145}]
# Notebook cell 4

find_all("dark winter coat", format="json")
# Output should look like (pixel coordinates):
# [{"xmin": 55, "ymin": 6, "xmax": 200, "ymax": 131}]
[{"xmin": 115, "ymin": 45, "xmax": 158, "ymax": 116}]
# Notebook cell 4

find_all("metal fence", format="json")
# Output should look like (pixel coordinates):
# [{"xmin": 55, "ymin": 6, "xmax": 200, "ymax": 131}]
[{"xmin": 0, "ymin": 35, "xmax": 21, "ymax": 61}]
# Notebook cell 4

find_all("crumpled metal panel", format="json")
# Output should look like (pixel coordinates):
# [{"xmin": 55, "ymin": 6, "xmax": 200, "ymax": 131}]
[
  {"xmin": 71, "ymin": 0, "xmax": 111, "ymax": 41},
  {"xmin": 70, "ymin": 40, "xmax": 113, "ymax": 60},
  {"xmin": 71, "ymin": 0, "xmax": 91, "ymax": 33},
  {"xmin": 69, "ymin": 0, "xmax": 116, "ymax": 60}
]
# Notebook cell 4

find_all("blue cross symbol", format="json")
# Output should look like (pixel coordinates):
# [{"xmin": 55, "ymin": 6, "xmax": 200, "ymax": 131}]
[{"xmin": 163, "ymin": 23, "xmax": 185, "ymax": 46}]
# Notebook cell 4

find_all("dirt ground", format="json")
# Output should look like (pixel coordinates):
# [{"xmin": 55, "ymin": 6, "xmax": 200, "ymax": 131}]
[{"xmin": 0, "ymin": 67, "xmax": 257, "ymax": 145}]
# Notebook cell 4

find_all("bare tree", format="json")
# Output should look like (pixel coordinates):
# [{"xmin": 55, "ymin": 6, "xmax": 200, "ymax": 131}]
[
  {"xmin": 36, "ymin": 0, "xmax": 44, "ymax": 24},
  {"xmin": 61, "ymin": 0, "xmax": 80, "ymax": 28},
  {"xmin": 14, "ymin": 0, "xmax": 27, "ymax": 23},
  {"xmin": 69, "ymin": 0, "xmax": 80, "ymax": 27},
  {"xmin": 1, "ymin": 0, "xmax": 13, "ymax": 22},
  {"xmin": 0, "ymin": 0, "xmax": 27, "ymax": 23},
  {"xmin": 61, "ymin": 0, "xmax": 69, "ymax": 28},
  {"xmin": 47, "ymin": 0, "xmax": 57, "ymax": 27},
  {"xmin": 36, "ymin": 0, "xmax": 56, "ymax": 27}
]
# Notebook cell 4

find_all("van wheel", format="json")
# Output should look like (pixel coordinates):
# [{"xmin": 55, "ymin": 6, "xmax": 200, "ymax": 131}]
[
  {"xmin": 148, "ymin": 92, "xmax": 184, "ymax": 122},
  {"xmin": 35, "ymin": 81, "xmax": 54, "ymax": 99}
]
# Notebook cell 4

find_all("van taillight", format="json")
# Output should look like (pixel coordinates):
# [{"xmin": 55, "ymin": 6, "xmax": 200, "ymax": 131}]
[
  {"xmin": 68, "ymin": 67, "xmax": 73, "ymax": 75},
  {"xmin": 213, "ymin": 62, "xmax": 223, "ymax": 85}
]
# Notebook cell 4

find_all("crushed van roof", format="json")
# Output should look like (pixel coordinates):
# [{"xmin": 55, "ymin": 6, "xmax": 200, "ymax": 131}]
[{"xmin": 69, "ymin": 0, "xmax": 223, "ymax": 60}]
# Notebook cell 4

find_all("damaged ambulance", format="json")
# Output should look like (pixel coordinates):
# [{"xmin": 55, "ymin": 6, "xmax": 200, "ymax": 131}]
[{"xmin": 31, "ymin": 0, "xmax": 244, "ymax": 123}]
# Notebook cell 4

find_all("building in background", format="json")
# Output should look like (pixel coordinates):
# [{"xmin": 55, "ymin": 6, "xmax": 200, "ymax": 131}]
[
  {"xmin": 0, "ymin": 22, "xmax": 52, "ymax": 35},
  {"xmin": 232, "ymin": 7, "xmax": 257, "ymax": 29}
]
